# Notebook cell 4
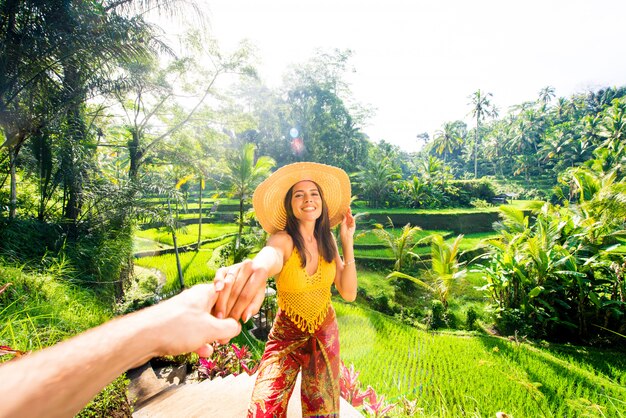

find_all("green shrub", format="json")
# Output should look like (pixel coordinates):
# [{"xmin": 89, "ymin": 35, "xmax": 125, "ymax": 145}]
[
  {"xmin": 496, "ymin": 308, "xmax": 533, "ymax": 337},
  {"xmin": 116, "ymin": 271, "xmax": 160, "ymax": 314},
  {"xmin": 445, "ymin": 179, "xmax": 496, "ymax": 207},
  {"xmin": 466, "ymin": 307, "xmax": 478, "ymax": 330},
  {"xmin": 428, "ymin": 299, "xmax": 446, "ymax": 329},
  {"xmin": 371, "ymin": 294, "xmax": 397, "ymax": 316}
]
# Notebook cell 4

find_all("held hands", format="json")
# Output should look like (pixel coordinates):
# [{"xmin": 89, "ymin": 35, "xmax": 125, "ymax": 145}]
[
  {"xmin": 149, "ymin": 284, "xmax": 241, "ymax": 357},
  {"xmin": 212, "ymin": 259, "xmax": 270, "ymax": 324}
]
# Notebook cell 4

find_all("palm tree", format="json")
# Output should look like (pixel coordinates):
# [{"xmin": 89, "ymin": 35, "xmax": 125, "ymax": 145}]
[
  {"xmin": 468, "ymin": 90, "xmax": 497, "ymax": 178},
  {"xmin": 371, "ymin": 218, "xmax": 422, "ymax": 272},
  {"xmin": 0, "ymin": 0, "xmax": 160, "ymax": 220},
  {"xmin": 402, "ymin": 176, "xmax": 431, "ymax": 208},
  {"xmin": 538, "ymin": 86, "xmax": 556, "ymax": 107},
  {"xmin": 223, "ymin": 143, "xmax": 275, "ymax": 250},
  {"xmin": 431, "ymin": 120, "xmax": 465, "ymax": 162}
]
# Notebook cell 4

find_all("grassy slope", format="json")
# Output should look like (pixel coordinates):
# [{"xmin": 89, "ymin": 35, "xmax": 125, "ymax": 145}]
[
  {"xmin": 335, "ymin": 301, "xmax": 626, "ymax": 417},
  {"xmin": 0, "ymin": 263, "xmax": 112, "ymax": 353},
  {"xmin": 135, "ymin": 247, "xmax": 218, "ymax": 293}
]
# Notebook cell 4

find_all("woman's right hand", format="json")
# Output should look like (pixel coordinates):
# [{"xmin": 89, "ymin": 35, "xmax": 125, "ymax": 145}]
[{"xmin": 212, "ymin": 260, "xmax": 269, "ymax": 323}]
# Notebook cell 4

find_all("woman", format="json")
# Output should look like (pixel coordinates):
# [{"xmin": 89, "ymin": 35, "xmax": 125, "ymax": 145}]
[{"xmin": 212, "ymin": 162, "xmax": 357, "ymax": 417}]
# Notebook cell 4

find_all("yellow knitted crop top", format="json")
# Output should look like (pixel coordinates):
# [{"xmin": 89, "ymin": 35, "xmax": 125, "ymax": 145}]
[{"xmin": 276, "ymin": 247, "xmax": 336, "ymax": 333}]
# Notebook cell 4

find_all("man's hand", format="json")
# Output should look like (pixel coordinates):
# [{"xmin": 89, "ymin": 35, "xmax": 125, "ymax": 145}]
[{"xmin": 147, "ymin": 284, "xmax": 241, "ymax": 357}]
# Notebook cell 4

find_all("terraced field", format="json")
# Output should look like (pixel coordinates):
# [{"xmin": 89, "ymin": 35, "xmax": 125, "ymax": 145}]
[{"xmin": 335, "ymin": 302, "xmax": 626, "ymax": 417}]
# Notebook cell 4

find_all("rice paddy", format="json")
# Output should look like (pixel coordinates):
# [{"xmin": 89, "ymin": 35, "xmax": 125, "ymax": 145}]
[{"xmin": 335, "ymin": 301, "xmax": 626, "ymax": 417}]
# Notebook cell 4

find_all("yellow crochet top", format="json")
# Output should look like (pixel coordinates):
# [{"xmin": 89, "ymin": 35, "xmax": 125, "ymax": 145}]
[{"xmin": 276, "ymin": 247, "xmax": 336, "ymax": 333}]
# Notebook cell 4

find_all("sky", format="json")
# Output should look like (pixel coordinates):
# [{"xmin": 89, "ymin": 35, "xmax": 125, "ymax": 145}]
[{"xmin": 173, "ymin": 0, "xmax": 626, "ymax": 152}]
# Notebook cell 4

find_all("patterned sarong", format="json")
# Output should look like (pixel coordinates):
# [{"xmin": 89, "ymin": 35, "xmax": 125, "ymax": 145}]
[{"xmin": 247, "ymin": 306, "xmax": 340, "ymax": 418}]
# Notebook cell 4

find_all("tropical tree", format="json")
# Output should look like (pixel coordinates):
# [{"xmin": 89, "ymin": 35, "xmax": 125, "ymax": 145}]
[
  {"xmin": 221, "ymin": 143, "xmax": 274, "ymax": 253},
  {"xmin": 431, "ymin": 120, "xmax": 466, "ymax": 162},
  {"xmin": 0, "ymin": 0, "xmax": 158, "ymax": 220},
  {"xmin": 371, "ymin": 219, "xmax": 422, "ymax": 272},
  {"xmin": 468, "ymin": 90, "xmax": 498, "ymax": 178},
  {"xmin": 353, "ymin": 156, "xmax": 401, "ymax": 207},
  {"xmin": 538, "ymin": 86, "xmax": 556, "ymax": 107},
  {"xmin": 111, "ymin": 33, "xmax": 255, "ymax": 184},
  {"xmin": 399, "ymin": 176, "xmax": 431, "ymax": 208},
  {"xmin": 282, "ymin": 49, "xmax": 370, "ymax": 171},
  {"xmin": 480, "ymin": 167, "xmax": 626, "ymax": 340}
]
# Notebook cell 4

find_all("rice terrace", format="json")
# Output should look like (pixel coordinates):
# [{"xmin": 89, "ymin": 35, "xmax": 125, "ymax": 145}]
[{"xmin": 1, "ymin": 1, "xmax": 625, "ymax": 417}]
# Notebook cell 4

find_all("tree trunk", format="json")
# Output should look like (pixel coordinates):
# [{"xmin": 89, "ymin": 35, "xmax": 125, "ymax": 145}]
[
  {"xmin": 474, "ymin": 121, "xmax": 480, "ymax": 178},
  {"xmin": 61, "ymin": 64, "xmax": 86, "ymax": 227},
  {"xmin": 128, "ymin": 129, "xmax": 142, "ymax": 183},
  {"xmin": 196, "ymin": 178, "xmax": 203, "ymax": 250},
  {"xmin": 172, "ymin": 228, "xmax": 185, "ymax": 290},
  {"xmin": 8, "ymin": 145, "xmax": 17, "ymax": 219},
  {"xmin": 168, "ymin": 199, "xmax": 185, "ymax": 289},
  {"xmin": 237, "ymin": 196, "xmax": 244, "ymax": 251}
]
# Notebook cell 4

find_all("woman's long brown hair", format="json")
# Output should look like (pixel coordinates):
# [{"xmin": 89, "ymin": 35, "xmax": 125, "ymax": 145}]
[{"xmin": 283, "ymin": 181, "xmax": 336, "ymax": 267}]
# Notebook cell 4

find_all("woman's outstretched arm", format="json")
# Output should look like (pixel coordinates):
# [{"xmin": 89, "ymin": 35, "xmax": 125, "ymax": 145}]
[{"xmin": 212, "ymin": 231, "xmax": 291, "ymax": 322}]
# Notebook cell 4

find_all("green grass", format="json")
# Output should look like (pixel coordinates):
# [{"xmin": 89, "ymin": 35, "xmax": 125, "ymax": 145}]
[
  {"xmin": 135, "ymin": 224, "xmax": 238, "ymax": 247},
  {"xmin": 352, "ymin": 199, "xmax": 542, "ymax": 215},
  {"xmin": 134, "ymin": 236, "xmax": 171, "ymax": 251},
  {"xmin": 457, "ymin": 232, "xmax": 498, "ymax": 250},
  {"xmin": 0, "ymin": 263, "xmax": 112, "ymax": 353},
  {"xmin": 335, "ymin": 301, "xmax": 626, "ymax": 417},
  {"xmin": 175, "ymin": 212, "xmax": 237, "ymax": 220}
]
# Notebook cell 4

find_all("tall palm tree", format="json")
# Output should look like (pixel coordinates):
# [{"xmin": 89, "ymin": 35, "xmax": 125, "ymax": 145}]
[
  {"xmin": 538, "ymin": 86, "xmax": 556, "ymax": 107},
  {"xmin": 468, "ymin": 89, "xmax": 497, "ymax": 178},
  {"xmin": 223, "ymin": 143, "xmax": 275, "ymax": 249},
  {"xmin": 0, "ymin": 0, "xmax": 160, "ymax": 219}
]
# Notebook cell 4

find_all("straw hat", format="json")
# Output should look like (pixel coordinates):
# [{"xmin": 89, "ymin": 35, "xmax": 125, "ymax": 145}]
[{"xmin": 252, "ymin": 162, "xmax": 351, "ymax": 234}]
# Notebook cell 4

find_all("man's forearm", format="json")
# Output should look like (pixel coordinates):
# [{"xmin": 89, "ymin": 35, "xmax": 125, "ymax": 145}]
[{"xmin": 0, "ymin": 307, "xmax": 160, "ymax": 418}]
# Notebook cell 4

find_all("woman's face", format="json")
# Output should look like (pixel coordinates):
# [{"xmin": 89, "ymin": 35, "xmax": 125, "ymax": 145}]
[{"xmin": 290, "ymin": 180, "xmax": 323, "ymax": 223}]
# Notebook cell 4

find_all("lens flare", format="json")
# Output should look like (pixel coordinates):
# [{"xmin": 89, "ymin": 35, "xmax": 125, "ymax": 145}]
[{"xmin": 291, "ymin": 137, "xmax": 304, "ymax": 155}]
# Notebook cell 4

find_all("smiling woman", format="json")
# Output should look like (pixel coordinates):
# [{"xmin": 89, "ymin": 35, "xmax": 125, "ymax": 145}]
[{"xmin": 211, "ymin": 161, "xmax": 357, "ymax": 417}]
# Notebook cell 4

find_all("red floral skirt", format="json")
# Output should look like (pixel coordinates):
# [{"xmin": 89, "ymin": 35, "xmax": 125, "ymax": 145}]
[{"xmin": 247, "ymin": 305, "xmax": 340, "ymax": 417}]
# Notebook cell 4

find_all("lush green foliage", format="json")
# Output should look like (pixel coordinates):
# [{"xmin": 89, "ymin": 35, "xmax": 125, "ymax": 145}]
[
  {"xmin": 479, "ymin": 199, "xmax": 625, "ymax": 341},
  {"xmin": 405, "ymin": 234, "xmax": 466, "ymax": 305},
  {"xmin": 371, "ymin": 220, "xmax": 422, "ymax": 271},
  {"xmin": 335, "ymin": 302, "xmax": 626, "ymax": 417}
]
